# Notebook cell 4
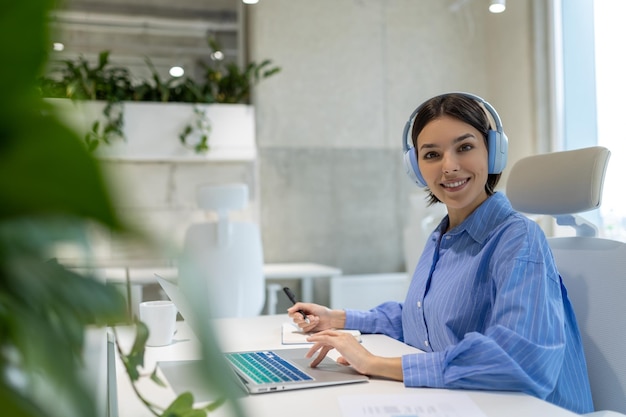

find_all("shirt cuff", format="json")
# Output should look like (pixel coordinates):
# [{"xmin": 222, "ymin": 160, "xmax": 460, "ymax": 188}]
[
  {"xmin": 402, "ymin": 352, "xmax": 446, "ymax": 388},
  {"xmin": 344, "ymin": 309, "xmax": 374, "ymax": 332}
]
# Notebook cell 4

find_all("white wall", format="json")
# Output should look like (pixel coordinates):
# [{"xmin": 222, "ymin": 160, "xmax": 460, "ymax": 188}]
[
  {"xmin": 485, "ymin": 0, "xmax": 536, "ymax": 180},
  {"xmin": 99, "ymin": 159, "xmax": 259, "ymax": 266},
  {"xmin": 248, "ymin": 0, "xmax": 537, "ymax": 279}
]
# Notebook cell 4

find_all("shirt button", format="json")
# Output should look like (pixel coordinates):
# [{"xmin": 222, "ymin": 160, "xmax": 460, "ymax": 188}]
[
  {"xmin": 424, "ymin": 340, "xmax": 430, "ymax": 347},
  {"xmin": 417, "ymin": 301, "xmax": 422, "ymax": 308}
]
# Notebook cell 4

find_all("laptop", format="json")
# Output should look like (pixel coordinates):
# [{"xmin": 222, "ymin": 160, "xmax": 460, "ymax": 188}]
[{"xmin": 154, "ymin": 273, "xmax": 369, "ymax": 395}]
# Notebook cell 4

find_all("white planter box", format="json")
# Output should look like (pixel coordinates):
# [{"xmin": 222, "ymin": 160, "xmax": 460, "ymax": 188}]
[{"xmin": 47, "ymin": 99, "xmax": 256, "ymax": 161}]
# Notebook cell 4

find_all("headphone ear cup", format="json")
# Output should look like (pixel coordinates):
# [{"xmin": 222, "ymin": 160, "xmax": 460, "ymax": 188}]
[
  {"xmin": 403, "ymin": 148, "xmax": 427, "ymax": 188},
  {"xmin": 487, "ymin": 130, "xmax": 508, "ymax": 174}
]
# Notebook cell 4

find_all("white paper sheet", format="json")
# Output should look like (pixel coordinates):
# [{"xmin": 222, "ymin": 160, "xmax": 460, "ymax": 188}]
[{"xmin": 339, "ymin": 392, "xmax": 487, "ymax": 417}]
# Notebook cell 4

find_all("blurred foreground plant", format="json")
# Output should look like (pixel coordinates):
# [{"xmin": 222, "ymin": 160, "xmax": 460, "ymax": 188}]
[
  {"xmin": 114, "ymin": 322, "xmax": 227, "ymax": 417},
  {"xmin": 0, "ymin": 2, "xmax": 244, "ymax": 416}
]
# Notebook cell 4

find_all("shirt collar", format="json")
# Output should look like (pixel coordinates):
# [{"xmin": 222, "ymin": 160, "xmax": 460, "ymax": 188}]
[{"xmin": 437, "ymin": 192, "xmax": 514, "ymax": 244}]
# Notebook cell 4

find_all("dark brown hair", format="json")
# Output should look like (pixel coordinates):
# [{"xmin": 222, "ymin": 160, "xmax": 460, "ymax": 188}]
[{"xmin": 410, "ymin": 93, "xmax": 502, "ymax": 205}]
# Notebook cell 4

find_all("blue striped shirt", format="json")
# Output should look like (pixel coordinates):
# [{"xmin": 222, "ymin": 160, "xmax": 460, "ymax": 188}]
[{"xmin": 345, "ymin": 192, "xmax": 593, "ymax": 414}]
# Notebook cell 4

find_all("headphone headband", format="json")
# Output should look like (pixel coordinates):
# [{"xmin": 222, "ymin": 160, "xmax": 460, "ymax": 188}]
[{"xmin": 402, "ymin": 92, "xmax": 508, "ymax": 188}]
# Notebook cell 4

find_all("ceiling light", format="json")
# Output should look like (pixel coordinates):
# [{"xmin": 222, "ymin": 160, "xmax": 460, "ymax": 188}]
[
  {"xmin": 210, "ymin": 51, "xmax": 224, "ymax": 61},
  {"xmin": 243, "ymin": 0, "xmax": 259, "ymax": 4},
  {"xmin": 52, "ymin": 42, "xmax": 64, "ymax": 51},
  {"xmin": 489, "ymin": 0, "xmax": 506, "ymax": 13},
  {"xmin": 169, "ymin": 66, "xmax": 184, "ymax": 77}
]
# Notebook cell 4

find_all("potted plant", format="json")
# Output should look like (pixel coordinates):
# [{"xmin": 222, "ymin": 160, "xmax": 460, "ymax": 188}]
[
  {"xmin": 38, "ymin": 41, "xmax": 280, "ymax": 160},
  {"xmin": 1, "ymin": 2, "xmax": 243, "ymax": 417}
]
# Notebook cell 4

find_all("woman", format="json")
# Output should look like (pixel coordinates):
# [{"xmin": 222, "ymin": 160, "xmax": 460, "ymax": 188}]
[{"xmin": 288, "ymin": 93, "xmax": 593, "ymax": 414}]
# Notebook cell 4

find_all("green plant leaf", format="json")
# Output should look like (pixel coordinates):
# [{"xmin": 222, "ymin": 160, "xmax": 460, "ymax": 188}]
[
  {"xmin": 97, "ymin": 50, "xmax": 110, "ymax": 70},
  {"xmin": 180, "ymin": 410, "xmax": 208, "ymax": 417},
  {"xmin": 204, "ymin": 397, "xmax": 227, "ymax": 412},
  {"xmin": 150, "ymin": 368, "xmax": 167, "ymax": 387},
  {"xmin": 0, "ymin": 233, "xmax": 128, "ymax": 417},
  {"xmin": 0, "ymin": 0, "xmax": 50, "ymax": 117},
  {"xmin": 195, "ymin": 135, "xmax": 209, "ymax": 153},
  {"xmin": 122, "ymin": 320, "xmax": 149, "ymax": 381},
  {"xmin": 0, "ymin": 383, "xmax": 48, "ymax": 417},
  {"xmin": 162, "ymin": 392, "xmax": 195, "ymax": 416},
  {"xmin": 0, "ymin": 105, "xmax": 124, "ymax": 230}
]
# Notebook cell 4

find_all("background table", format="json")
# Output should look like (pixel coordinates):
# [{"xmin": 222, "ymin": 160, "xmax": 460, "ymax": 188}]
[
  {"xmin": 262, "ymin": 263, "xmax": 342, "ymax": 314},
  {"xmin": 103, "ymin": 263, "xmax": 342, "ymax": 316}
]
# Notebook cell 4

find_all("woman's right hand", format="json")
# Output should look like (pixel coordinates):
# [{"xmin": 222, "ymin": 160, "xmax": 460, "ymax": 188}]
[{"xmin": 287, "ymin": 302, "xmax": 346, "ymax": 333}]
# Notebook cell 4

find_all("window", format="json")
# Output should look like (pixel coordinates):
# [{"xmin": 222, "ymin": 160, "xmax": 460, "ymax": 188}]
[
  {"xmin": 555, "ymin": 0, "xmax": 626, "ymax": 241},
  {"xmin": 593, "ymin": 0, "xmax": 626, "ymax": 240}
]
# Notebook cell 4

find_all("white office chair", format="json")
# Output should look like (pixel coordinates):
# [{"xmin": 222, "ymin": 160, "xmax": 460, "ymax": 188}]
[
  {"xmin": 179, "ymin": 183, "xmax": 265, "ymax": 318},
  {"xmin": 507, "ymin": 146, "xmax": 626, "ymax": 416}
]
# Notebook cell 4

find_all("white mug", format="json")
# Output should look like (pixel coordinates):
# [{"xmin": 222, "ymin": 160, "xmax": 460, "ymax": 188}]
[{"xmin": 139, "ymin": 300, "xmax": 177, "ymax": 347}]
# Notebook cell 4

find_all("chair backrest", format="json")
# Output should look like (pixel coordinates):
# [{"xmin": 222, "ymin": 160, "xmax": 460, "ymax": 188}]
[
  {"xmin": 179, "ymin": 183, "xmax": 265, "ymax": 318},
  {"xmin": 549, "ymin": 237, "xmax": 626, "ymax": 413},
  {"xmin": 507, "ymin": 146, "xmax": 626, "ymax": 413}
]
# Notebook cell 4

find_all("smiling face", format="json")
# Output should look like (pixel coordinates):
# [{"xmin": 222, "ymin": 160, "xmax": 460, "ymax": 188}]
[{"xmin": 416, "ymin": 115, "xmax": 489, "ymax": 229}]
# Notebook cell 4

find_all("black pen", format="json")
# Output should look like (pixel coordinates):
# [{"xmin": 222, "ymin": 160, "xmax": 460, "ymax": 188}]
[{"xmin": 283, "ymin": 287, "xmax": 310, "ymax": 323}]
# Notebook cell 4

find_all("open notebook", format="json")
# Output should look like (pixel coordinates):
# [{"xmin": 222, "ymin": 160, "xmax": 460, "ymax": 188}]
[{"xmin": 154, "ymin": 273, "xmax": 368, "ymax": 396}]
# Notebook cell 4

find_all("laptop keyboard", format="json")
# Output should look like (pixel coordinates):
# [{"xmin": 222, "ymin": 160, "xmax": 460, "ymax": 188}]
[{"xmin": 226, "ymin": 351, "xmax": 314, "ymax": 384}]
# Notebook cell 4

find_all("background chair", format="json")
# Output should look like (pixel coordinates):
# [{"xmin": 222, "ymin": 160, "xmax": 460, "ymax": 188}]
[
  {"xmin": 179, "ymin": 183, "xmax": 265, "ymax": 318},
  {"xmin": 507, "ymin": 146, "xmax": 626, "ymax": 416}
]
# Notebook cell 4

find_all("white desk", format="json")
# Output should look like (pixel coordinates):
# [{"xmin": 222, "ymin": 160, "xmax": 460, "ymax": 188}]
[{"xmin": 113, "ymin": 314, "xmax": 581, "ymax": 417}]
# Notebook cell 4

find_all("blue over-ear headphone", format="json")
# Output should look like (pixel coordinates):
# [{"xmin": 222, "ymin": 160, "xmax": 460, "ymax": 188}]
[{"xmin": 402, "ymin": 92, "xmax": 509, "ymax": 188}]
